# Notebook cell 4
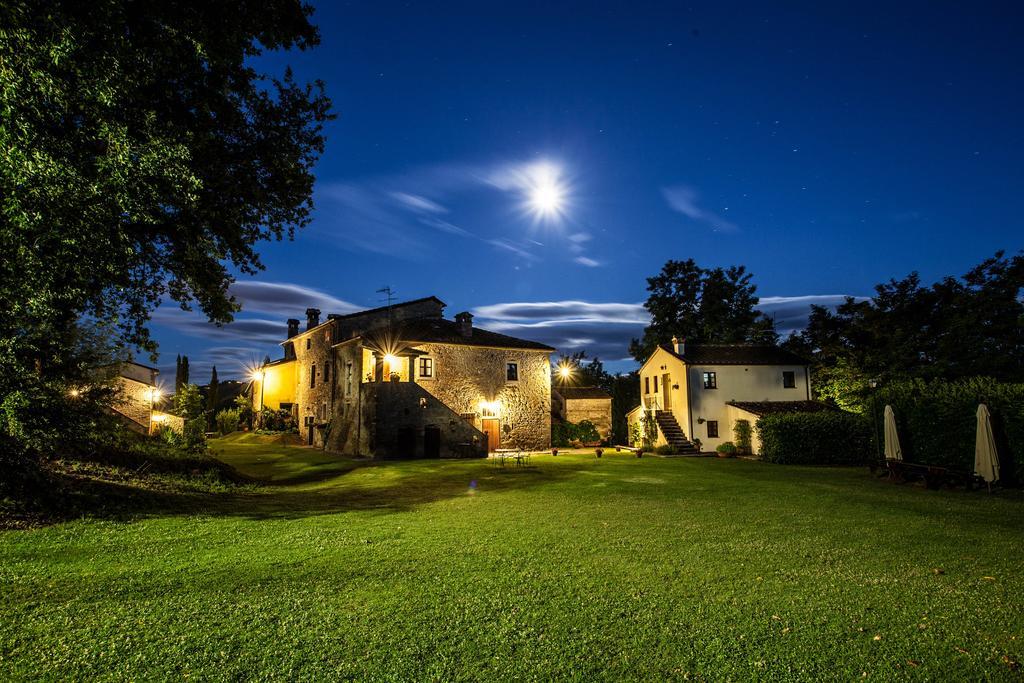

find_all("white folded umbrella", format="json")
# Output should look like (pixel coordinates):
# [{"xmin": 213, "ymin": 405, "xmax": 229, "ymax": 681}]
[
  {"xmin": 974, "ymin": 403, "xmax": 1000, "ymax": 488},
  {"xmin": 884, "ymin": 404, "xmax": 903, "ymax": 461}
]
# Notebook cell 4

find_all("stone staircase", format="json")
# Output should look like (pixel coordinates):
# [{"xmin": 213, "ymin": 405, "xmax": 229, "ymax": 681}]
[{"xmin": 654, "ymin": 411, "xmax": 700, "ymax": 455}]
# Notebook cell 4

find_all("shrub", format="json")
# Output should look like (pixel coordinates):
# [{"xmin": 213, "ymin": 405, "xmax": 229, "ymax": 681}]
[
  {"xmin": 552, "ymin": 419, "xmax": 601, "ymax": 447},
  {"xmin": 732, "ymin": 419, "xmax": 752, "ymax": 454},
  {"xmin": 715, "ymin": 441, "xmax": 737, "ymax": 457},
  {"xmin": 216, "ymin": 408, "xmax": 241, "ymax": 435},
  {"xmin": 865, "ymin": 378, "xmax": 1024, "ymax": 483},
  {"xmin": 257, "ymin": 408, "xmax": 293, "ymax": 433},
  {"xmin": 654, "ymin": 444, "xmax": 676, "ymax": 455},
  {"xmin": 757, "ymin": 412, "xmax": 871, "ymax": 465}
]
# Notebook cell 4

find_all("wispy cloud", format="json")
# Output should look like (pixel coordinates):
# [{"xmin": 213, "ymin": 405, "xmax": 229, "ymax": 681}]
[
  {"xmin": 314, "ymin": 157, "xmax": 606, "ymax": 266},
  {"xmin": 662, "ymin": 184, "xmax": 739, "ymax": 233},
  {"xmin": 390, "ymin": 191, "xmax": 448, "ymax": 214},
  {"xmin": 229, "ymin": 280, "xmax": 361, "ymax": 318},
  {"xmin": 419, "ymin": 217, "xmax": 473, "ymax": 237}
]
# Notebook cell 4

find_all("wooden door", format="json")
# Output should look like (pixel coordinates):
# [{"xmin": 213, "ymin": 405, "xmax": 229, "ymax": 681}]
[
  {"xmin": 662, "ymin": 373, "xmax": 672, "ymax": 410},
  {"xmin": 424, "ymin": 425, "xmax": 441, "ymax": 459},
  {"xmin": 481, "ymin": 419, "xmax": 500, "ymax": 452}
]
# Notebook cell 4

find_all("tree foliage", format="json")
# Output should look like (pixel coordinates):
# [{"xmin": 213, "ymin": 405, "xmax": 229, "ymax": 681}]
[
  {"xmin": 784, "ymin": 251, "xmax": 1024, "ymax": 409},
  {"xmin": 0, "ymin": 1, "xmax": 332, "ymax": 481},
  {"xmin": 629, "ymin": 259, "xmax": 777, "ymax": 362}
]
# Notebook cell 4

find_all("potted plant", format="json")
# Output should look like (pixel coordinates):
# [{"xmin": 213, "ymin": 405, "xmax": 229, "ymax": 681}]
[
  {"xmin": 389, "ymin": 371, "xmax": 400, "ymax": 383},
  {"xmin": 595, "ymin": 447, "xmax": 603, "ymax": 458},
  {"xmin": 693, "ymin": 438, "xmax": 702, "ymax": 453},
  {"xmin": 551, "ymin": 448, "xmax": 558, "ymax": 456},
  {"xmin": 636, "ymin": 447, "xmax": 643, "ymax": 459},
  {"xmin": 715, "ymin": 441, "xmax": 738, "ymax": 458}
]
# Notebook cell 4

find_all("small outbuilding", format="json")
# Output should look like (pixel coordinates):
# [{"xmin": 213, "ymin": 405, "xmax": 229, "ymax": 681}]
[{"xmin": 553, "ymin": 386, "xmax": 613, "ymax": 440}]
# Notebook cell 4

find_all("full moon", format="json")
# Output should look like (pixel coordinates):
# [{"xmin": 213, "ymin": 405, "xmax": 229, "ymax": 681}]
[{"xmin": 524, "ymin": 162, "xmax": 568, "ymax": 222}]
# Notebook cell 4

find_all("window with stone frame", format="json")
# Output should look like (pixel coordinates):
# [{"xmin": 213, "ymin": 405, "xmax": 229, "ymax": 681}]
[
  {"xmin": 346, "ymin": 362, "xmax": 353, "ymax": 395},
  {"xmin": 506, "ymin": 362, "xmax": 519, "ymax": 382},
  {"xmin": 418, "ymin": 356, "xmax": 434, "ymax": 379},
  {"xmin": 644, "ymin": 376, "xmax": 650, "ymax": 394},
  {"xmin": 324, "ymin": 362, "xmax": 331, "ymax": 384},
  {"xmin": 309, "ymin": 364, "xmax": 316, "ymax": 388}
]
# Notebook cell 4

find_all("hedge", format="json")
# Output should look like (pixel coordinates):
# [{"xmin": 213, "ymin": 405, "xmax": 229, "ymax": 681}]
[
  {"xmin": 865, "ymin": 377, "xmax": 1024, "ymax": 484},
  {"xmin": 757, "ymin": 411, "xmax": 872, "ymax": 465}
]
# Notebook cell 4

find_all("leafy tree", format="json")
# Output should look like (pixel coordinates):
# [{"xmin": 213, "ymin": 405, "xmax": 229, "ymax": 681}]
[
  {"xmin": 785, "ymin": 251, "xmax": 1024, "ymax": 409},
  {"xmin": 1, "ymin": 1, "xmax": 332, "ymax": 481},
  {"xmin": 629, "ymin": 259, "xmax": 776, "ymax": 362},
  {"xmin": 175, "ymin": 383, "xmax": 206, "ymax": 451}
]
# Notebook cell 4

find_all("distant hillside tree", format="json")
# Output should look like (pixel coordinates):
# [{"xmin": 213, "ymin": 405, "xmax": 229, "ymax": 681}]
[
  {"xmin": 174, "ymin": 355, "xmax": 190, "ymax": 397},
  {"xmin": 629, "ymin": 259, "xmax": 777, "ymax": 362}
]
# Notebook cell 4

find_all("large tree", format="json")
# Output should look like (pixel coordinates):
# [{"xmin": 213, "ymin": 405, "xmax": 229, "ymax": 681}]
[
  {"xmin": 0, "ymin": 1, "xmax": 332, "ymax": 480},
  {"xmin": 784, "ymin": 251, "xmax": 1024, "ymax": 410},
  {"xmin": 629, "ymin": 259, "xmax": 777, "ymax": 362}
]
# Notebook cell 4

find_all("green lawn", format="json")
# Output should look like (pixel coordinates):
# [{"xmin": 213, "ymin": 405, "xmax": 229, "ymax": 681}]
[{"xmin": 1, "ymin": 434, "xmax": 1022, "ymax": 680}]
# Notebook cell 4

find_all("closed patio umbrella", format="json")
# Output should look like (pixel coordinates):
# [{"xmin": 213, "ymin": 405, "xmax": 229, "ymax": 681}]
[
  {"xmin": 884, "ymin": 405, "xmax": 903, "ymax": 461},
  {"xmin": 974, "ymin": 403, "xmax": 1000, "ymax": 491}
]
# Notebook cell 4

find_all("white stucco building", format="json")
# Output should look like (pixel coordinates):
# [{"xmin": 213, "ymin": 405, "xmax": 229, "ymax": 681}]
[{"xmin": 627, "ymin": 338, "xmax": 825, "ymax": 454}]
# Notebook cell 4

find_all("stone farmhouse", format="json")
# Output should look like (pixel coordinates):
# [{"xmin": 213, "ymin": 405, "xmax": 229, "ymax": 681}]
[
  {"xmin": 627, "ymin": 338, "xmax": 825, "ymax": 454},
  {"xmin": 552, "ymin": 386, "xmax": 613, "ymax": 440},
  {"xmin": 96, "ymin": 361, "xmax": 181, "ymax": 434},
  {"xmin": 251, "ymin": 296, "xmax": 554, "ymax": 458}
]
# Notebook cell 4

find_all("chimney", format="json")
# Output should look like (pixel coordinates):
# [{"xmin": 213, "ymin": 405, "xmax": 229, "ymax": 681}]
[
  {"xmin": 305, "ymin": 307, "xmax": 321, "ymax": 331},
  {"xmin": 287, "ymin": 318, "xmax": 300, "ymax": 339},
  {"xmin": 455, "ymin": 311, "xmax": 473, "ymax": 338},
  {"xmin": 672, "ymin": 336, "xmax": 685, "ymax": 355}
]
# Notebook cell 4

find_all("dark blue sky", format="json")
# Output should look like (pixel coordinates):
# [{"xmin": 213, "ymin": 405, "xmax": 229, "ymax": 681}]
[{"xmin": 152, "ymin": 1, "xmax": 1024, "ymax": 384}]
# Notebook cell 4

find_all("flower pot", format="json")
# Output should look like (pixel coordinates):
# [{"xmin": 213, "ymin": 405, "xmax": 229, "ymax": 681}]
[
  {"xmin": 595, "ymin": 448, "xmax": 603, "ymax": 458},
  {"xmin": 551, "ymin": 448, "xmax": 558, "ymax": 456}
]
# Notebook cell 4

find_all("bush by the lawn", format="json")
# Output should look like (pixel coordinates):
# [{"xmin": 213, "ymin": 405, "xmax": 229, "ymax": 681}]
[
  {"xmin": 757, "ymin": 411, "xmax": 872, "ymax": 465},
  {"xmin": 552, "ymin": 419, "xmax": 601, "ymax": 447},
  {"xmin": 866, "ymin": 377, "xmax": 1024, "ymax": 484}
]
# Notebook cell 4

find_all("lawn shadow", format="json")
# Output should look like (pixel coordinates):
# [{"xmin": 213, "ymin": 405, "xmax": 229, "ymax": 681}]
[{"xmin": 30, "ymin": 455, "xmax": 591, "ymax": 526}]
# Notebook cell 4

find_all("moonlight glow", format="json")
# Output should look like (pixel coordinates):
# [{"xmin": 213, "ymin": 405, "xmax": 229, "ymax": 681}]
[{"xmin": 523, "ymin": 162, "xmax": 568, "ymax": 223}]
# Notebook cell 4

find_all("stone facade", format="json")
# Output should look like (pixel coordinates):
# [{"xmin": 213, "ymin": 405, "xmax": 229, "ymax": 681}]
[
  {"xmin": 414, "ymin": 342, "xmax": 551, "ymax": 450},
  {"xmin": 564, "ymin": 397, "xmax": 612, "ymax": 439},
  {"xmin": 260, "ymin": 297, "xmax": 554, "ymax": 457}
]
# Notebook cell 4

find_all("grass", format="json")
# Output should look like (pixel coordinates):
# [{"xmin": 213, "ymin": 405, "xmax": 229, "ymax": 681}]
[{"xmin": 1, "ymin": 433, "xmax": 1022, "ymax": 680}]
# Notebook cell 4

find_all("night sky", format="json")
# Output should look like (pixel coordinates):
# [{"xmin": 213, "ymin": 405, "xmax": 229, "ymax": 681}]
[{"xmin": 151, "ymin": 1, "xmax": 1024, "ymax": 385}]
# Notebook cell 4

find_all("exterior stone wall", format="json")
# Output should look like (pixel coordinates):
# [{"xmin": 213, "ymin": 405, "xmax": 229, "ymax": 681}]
[
  {"xmin": 291, "ymin": 323, "xmax": 337, "ymax": 446},
  {"xmin": 416, "ymin": 343, "xmax": 551, "ymax": 450},
  {"xmin": 363, "ymin": 382, "xmax": 487, "ymax": 458},
  {"xmin": 113, "ymin": 376, "xmax": 155, "ymax": 432},
  {"xmin": 565, "ymin": 398, "xmax": 613, "ymax": 439},
  {"xmin": 325, "ymin": 342, "xmax": 372, "ymax": 455}
]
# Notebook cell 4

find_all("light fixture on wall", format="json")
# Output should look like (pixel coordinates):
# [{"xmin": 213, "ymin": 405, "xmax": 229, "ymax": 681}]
[{"xmin": 697, "ymin": 417, "xmax": 706, "ymax": 424}]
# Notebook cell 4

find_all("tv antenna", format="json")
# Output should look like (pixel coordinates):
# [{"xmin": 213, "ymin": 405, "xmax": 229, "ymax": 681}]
[{"xmin": 376, "ymin": 286, "xmax": 395, "ymax": 308}]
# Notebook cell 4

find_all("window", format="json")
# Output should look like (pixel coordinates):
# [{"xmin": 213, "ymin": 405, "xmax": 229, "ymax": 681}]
[
  {"xmin": 702, "ymin": 371, "xmax": 717, "ymax": 389},
  {"xmin": 644, "ymin": 377, "xmax": 650, "ymax": 394},
  {"xmin": 346, "ymin": 362, "xmax": 353, "ymax": 395},
  {"xmin": 419, "ymin": 357, "xmax": 434, "ymax": 379},
  {"xmin": 654, "ymin": 376, "xmax": 659, "ymax": 393},
  {"xmin": 707, "ymin": 420, "xmax": 719, "ymax": 438},
  {"xmin": 309, "ymin": 364, "xmax": 316, "ymax": 388},
  {"xmin": 506, "ymin": 362, "xmax": 519, "ymax": 382},
  {"xmin": 306, "ymin": 338, "xmax": 311, "ymax": 350},
  {"xmin": 324, "ymin": 362, "xmax": 331, "ymax": 384},
  {"xmin": 783, "ymin": 371, "xmax": 796, "ymax": 388}
]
